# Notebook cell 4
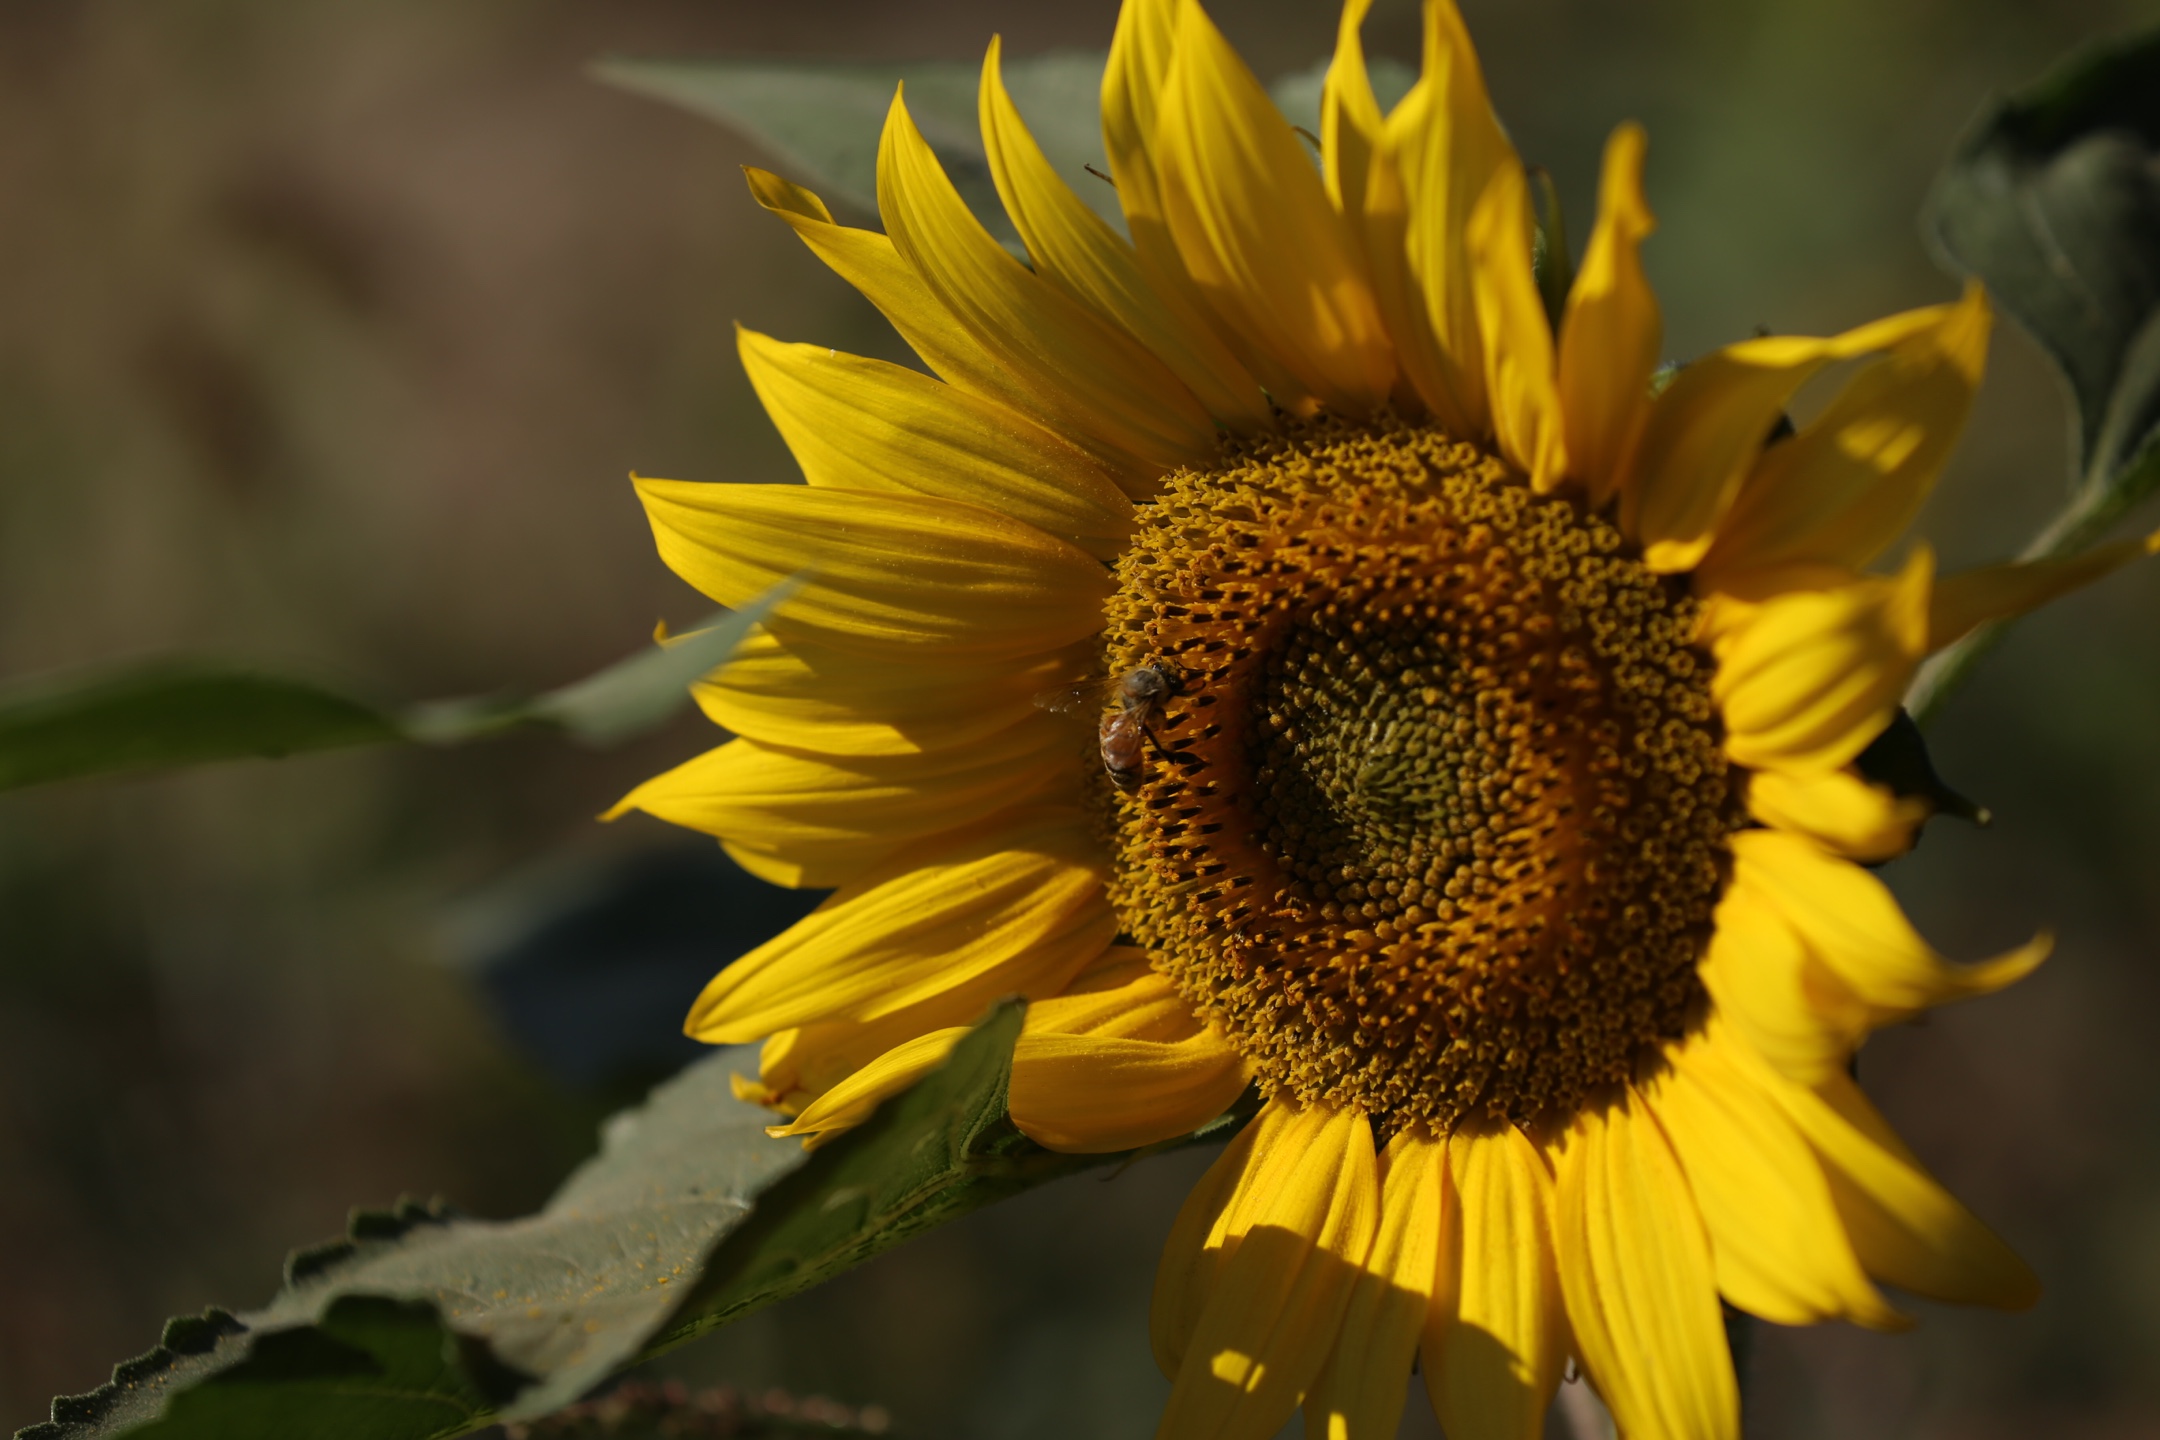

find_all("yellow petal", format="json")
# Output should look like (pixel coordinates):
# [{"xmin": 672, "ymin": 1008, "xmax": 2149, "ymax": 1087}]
[
  {"xmin": 1156, "ymin": 1101, "xmax": 1381, "ymax": 1440},
  {"xmin": 1651, "ymin": 1028, "xmax": 1906, "ymax": 1330},
  {"xmin": 1425, "ymin": 1123, "xmax": 1565, "ymax": 1440},
  {"xmin": 1928, "ymin": 528, "xmax": 2160, "ymax": 651},
  {"xmin": 879, "ymin": 86, "xmax": 1217, "ymax": 484},
  {"xmin": 751, "ymin": 944, "xmax": 1155, "ymax": 1128},
  {"xmin": 1305, "ymin": 1125, "xmax": 1443, "ymax": 1440},
  {"xmin": 1702, "ymin": 284, "xmax": 1991, "ymax": 583},
  {"xmin": 980, "ymin": 36, "xmax": 1269, "ymax": 430},
  {"xmin": 768, "ymin": 945, "xmax": 1231, "ymax": 1150},
  {"xmin": 744, "ymin": 166, "xmax": 1022, "ymax": 418},
  {"xmin": 1011, "ymin": 1023, "xmax": 1249, "ymax": 1153},
  {"xmin": 733, "ymin": 1028, "xmax": 806, "ymax": 1110},
  {"xmin": 1556, "ymin": 1090, "xmax": 1737, "ymax": 1440},
  {"xmin": 1745, "ymin": 766, "xmax": 1929, "ymax": 864},
  {"xmin": 1467, "ymin": 157, "xmax": 1564, "ymax": 489},
  {"xmin": 1710, "ymin": 546, "xmax": 1931, "ymax": 773},
  {"xmin": 1621, "ymin": 302, "xmax": 1949, "ymax": 571},
  {"xmin": 1023, "ymin": 949, "xmax": 1195, "ymax": 1038},
  {"xmin": 1359, "ymin": 84, "xmax": 1461, "ymax": 428},
  {"xmin": 1697, "ymin": 884, "xmax": 1865, "ymax": 1085},
  {"xmin": 1731, "ymin": 827, "xmax": 2049, "ymax": 1027},
  {"xmin": 634, "ymin": 476, "xmax": 1111, "ymax": 661},
  {"xmin": 736, "ymin": 326, "xmax": 1133, "ymax": 557},
  {"xmin": 685, "ymin": 812, "xmax": 1111, "ymax": 1041},
  {"xmin": 741, "ymin": 986, "xmax": 1022, "ymax": 1117},
  {"xmin": 1102, "ymin": 0, "xmax": 1314, "ymax": 413},
  {"xmin": 1321, "ymin": 0, "xmax": 1382, "ymax": 223},
  {"xmin": 1154, "ymin": 1, "xmax": 1396, "ymax": 415},
  {"xmin": 1102, "ymin": 0, "xmax": 1186, "ymax": 296},
  {"xmin": 1396, "ymin": 0, "xmax": 1516, "ymax": 436},
  {"xmin": 1744, "ymin": 1054, "xmax": 2038, "ymax": 1309},
  {"xmin": 769, "ymin": 1024, "xmax": 966, "ymax": 1145},
  {"xmin": 692, "ymin": 626, "xmax": 1078, "ymax": 759},
  {"xmin": 1152, "ymin": 1096, "xmax": 1363, "ymax": 1376},
  {"xmin": 1559, "ymin": 123, "xmax": 1659, "ymax": 508},
  {"xmin": 606, "ymin": 723, "xmax": 1077, "ymax": 889},
  {"xmin": 1153, "ymin": 1095, "xmax": 1277, "ymax": 1378}
]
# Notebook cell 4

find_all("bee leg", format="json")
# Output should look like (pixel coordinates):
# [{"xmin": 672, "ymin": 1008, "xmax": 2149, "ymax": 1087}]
[{"xmin": 1141, "ymin": 718, "xmax": 1196, "ymax": 767}]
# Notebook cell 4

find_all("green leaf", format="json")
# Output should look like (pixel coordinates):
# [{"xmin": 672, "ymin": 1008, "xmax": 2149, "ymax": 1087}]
[
  {"xmin": 106, "ymin": 1297, "xmax": 522, "ymax": 1440},
  {"xmin": 531, "ymin": 579, "xmax": 797, "ymax": 745},
  {"xmin": 1911, "ymin": 27, "xmax": 2160, "ymax": 722},
  {"xmin": 406, "ymin": 579, "xmax": 799, "ymax": 748},
  {"xmin": 20, "ymin": 1004, "xmax": 1238, "ymax": 1440},
  {"xmin": 0, "ymin": 581, "xmax": 796, "ymax": 791},
  {"xmin": 1927, "ymin": 27, "xmax": 2160, "ymax": 491},
  {"xmin": 592, "ymin": 52, "xmax": 1123, "ymax": 246},
  {"xmin": 0, "ymin": 664, "xmax": 403, "ymax": 791}
]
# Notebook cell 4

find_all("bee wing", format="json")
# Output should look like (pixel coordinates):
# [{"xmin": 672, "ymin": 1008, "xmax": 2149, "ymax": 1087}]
[{"xmin": 1032, "ymin": 679, "xmax": 1111, "ymax": 717}]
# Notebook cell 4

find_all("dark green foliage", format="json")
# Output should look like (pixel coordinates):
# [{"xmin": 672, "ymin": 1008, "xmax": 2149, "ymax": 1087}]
[
  {"xmin": 1928, "ymin": 27, "xmax": 2160, "ymax": 494},
  {"xmin": 0, "ymin": 582, "xmax": 794, "ymax": 791},
  {"xmin": 1915, "ymin": 26, "xmax": 2160, "ymax": 717},
  {"xmin": 18, "ymin": 1004, "xmax": 1222, "ymax": 1440},
  {"xmin": 0, "ymin": 664, "xmax": 402, "ymax": 790}
]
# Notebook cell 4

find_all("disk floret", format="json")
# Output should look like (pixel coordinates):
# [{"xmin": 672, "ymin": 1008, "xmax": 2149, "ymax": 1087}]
[{"xmin": 1102, "ymin": 413, "xmax": 1742, "ymax": 1132}]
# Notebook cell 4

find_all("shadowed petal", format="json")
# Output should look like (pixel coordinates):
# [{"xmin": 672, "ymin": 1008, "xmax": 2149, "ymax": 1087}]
[
  {"xmin": 1745, "ymin": 766, "xmax": 1929, "ymax": 863},
  {"xmin": 1557, "ymin": 1090, "xmax": 1737, "ymax": 1440},
  {"xmin": 1305, "ymin": 1125, "xmax": 1443, "ymax": 1440},
  {"xmin": 1559, "ymin": 123, "xmax": 1659, "ymax": 508},
  {"xmin": 1621, "ymin": 304, "xmax": 1948, "ymax": 571},
  {"xmin": 1651, "ymin": 1027, "xmax": 1907, "ymax": 1330},
  {"xmin": 1928, "ymin": 528, "xmax": 2160, "ymax": 651},
  {"xmin": 1700, "ymin": 285, "xmax": 1990, "ymax": 584},
  {"xmin": 1155, "ymin": 1, "xmax": 1396, "ymax": 414},
  {"xmin": 1711, "ymin": 548, "xmax": 1931, "ymax": 773},
  {"xmin": 1468, "ymin": 157, "xmax": 1564, "ymax": 489},
  {"xmin": 1424, "ymin": 1123, "xmax": 1565, "ymax": 1440},
  {"xmin": 1155, "ymin": 1101, "xmax": 1380, "ymax": 1440},
  {"xmin": 879, "ymin": 87, "xmax": 1218, "ymax": 483},
  {"xmin": 981, "ymin": 36, "xmax": 1268, "ymax": 429},
  {"xmin": 686, "ymin": 810, "xmax": 1111, "ymax": 1040},
  {"xmin": 1735, "ymin": 1042, "xmax": 2039, "ymax": 1309}
]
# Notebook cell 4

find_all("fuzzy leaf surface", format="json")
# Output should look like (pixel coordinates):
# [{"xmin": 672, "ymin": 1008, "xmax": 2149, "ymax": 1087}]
[
  {"xmin": 17, "ymin": 1003, "xmax": 1178, "ymax": 1440},
  {"xmin": 1928, "ymin": 26, "xmax": 2160, "ymax": 498}
]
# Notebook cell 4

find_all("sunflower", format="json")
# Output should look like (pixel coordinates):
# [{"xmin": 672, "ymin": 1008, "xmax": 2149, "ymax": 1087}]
[{"xmin": 606, "ymin": 1, "xmax": 2157, "ymax": 1435}]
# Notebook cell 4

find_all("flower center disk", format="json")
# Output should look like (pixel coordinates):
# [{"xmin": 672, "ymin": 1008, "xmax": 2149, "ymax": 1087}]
[{"xmin": 1100, "ymin": 414, "xmax": 1742, "ymax": 1133}]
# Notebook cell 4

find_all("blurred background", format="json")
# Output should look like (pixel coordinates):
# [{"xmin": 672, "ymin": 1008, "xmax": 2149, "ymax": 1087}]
[{"xmin": 2, "ymin": 0, "xmax": 2158, "ymax": 1436}]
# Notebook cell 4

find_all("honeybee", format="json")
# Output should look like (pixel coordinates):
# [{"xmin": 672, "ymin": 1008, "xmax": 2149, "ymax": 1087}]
[{"xmin": 1035, "ymin": 660, "xmax": 1181, "ymax": 791}]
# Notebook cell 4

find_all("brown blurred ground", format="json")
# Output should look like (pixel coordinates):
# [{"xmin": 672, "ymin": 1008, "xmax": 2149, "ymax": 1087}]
[{"xmin": 1, "ymin": 0, "xmax": 2157, "ymax": 1436}]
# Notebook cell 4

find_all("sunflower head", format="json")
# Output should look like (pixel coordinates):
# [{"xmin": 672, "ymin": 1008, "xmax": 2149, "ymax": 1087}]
[
  {"xmin": 604, "ymin": 0, "xmax": 2154, "ymax": 1434},
  {"xmin": 1101, "ymin": 409, "xmax": 1742, "ymax": 1135}
]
